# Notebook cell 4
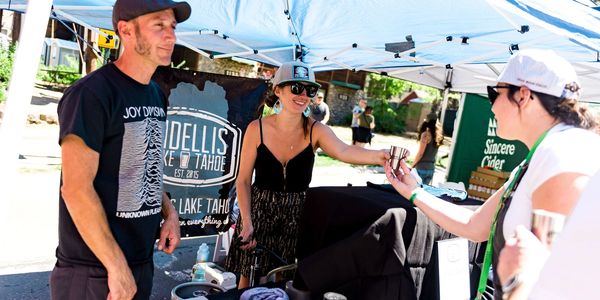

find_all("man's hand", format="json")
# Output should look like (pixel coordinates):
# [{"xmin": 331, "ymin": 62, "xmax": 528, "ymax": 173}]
[
  {"xmin": 107, "ymin": 267, "xmax": 137, "ymax": 300},
  {"xmin": 157, "ymin": 213, "xmax": 180, "ymax": 253},
  {"xmin": 157, "ymin": 192, "xmax": 180, "ymax": 253}
]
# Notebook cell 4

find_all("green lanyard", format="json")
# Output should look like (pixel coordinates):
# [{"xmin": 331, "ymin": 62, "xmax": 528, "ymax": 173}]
[{"xmin": 476, "ymin": 129, "xmax": 550, "ymax": 299}]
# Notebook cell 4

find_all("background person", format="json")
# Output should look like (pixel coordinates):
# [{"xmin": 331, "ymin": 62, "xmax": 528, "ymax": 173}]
[
  {"xmin": 50, "ymin": 1, "xmax": 190, "ymax": 299},
  {"xmin": 309, "ymin": 91, "xmax": 330, "ymax": 124},
  {"xmin": 224, "ymin": 61, "xmax": 389, "ymax": 288},
  {"xmin": 355, "ymin": 105, "xmax": 375, "ymax": 148},
  {"xmin": 384, "ymin": 49, "xmax": 600, "ymax": 300},
  {"xmin": 351, "ymin": 98, "xmax": 367, "ymax": 145},
  {"xmin": 412, "ymin": 118, "xmax": 443, "ymax": 185}
]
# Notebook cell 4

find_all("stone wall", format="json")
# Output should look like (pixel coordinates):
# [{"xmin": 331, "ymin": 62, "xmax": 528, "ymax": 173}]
[
  {"xmin": 324, "ymin": 84, "xmax": 362, "ymax": 126},
  {"xmin": 171, "ymin": 46, "xmax": 259, "ymax": 78},
  {"xmin": 196, "ymin": 56, "xmax": 258, "ymax": 77}
]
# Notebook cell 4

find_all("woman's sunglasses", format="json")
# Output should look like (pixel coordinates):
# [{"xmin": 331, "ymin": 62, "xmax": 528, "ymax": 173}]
[
  {"xmin": 486, "ymin": 85, "xmax": 512, "ymax": 106},
  {"xmin": 283, "ymin": 82, "xmax": 319, "ymax": 98}
]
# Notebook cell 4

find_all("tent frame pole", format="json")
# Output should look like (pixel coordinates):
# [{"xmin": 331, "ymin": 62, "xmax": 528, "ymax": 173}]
[{"xmin": 0, "ymin": 0, "xmax": 54, "ymax": 256}]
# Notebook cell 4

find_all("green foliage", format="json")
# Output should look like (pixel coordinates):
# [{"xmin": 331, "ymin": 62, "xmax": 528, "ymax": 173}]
[
  {"xmin": 366, "ymin": 73, "xmax": 408, "ymax": 100},
  {"xmin": 364, "ymin": 73, "xmax": 446, "ymax": 135},
  {"xmin": 0, "ymin": 44, "xmax": 16, "ymax": 102},
  {"xmin": 37, "ymin": 56, "xmax": 81, "ymax": 87},
  {"xmin": 342, "ymin": 112, "xmax": 353, "ymax": 126},
  {"xmin": 370, "ymin": 99, "xmax": 408, "ymax": 134},
  {"xmin": 262, "ymin": 105, "xmax": 276, "ymax": 117},
  {"xmin": 366, "ymin": 73, "xmax": 442, "ymax": 102}
]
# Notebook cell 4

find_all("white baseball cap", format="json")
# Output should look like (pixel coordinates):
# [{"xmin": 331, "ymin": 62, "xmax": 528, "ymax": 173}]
[
  {"xmin": 317, "ymin": 91, "xmax": 325, "ymax": 98},
  {"xmin": 497, "ymin": 49, "xmax": 580, "ymax": 99},
  {"xmin": 271, "ymin": 61, "xmax": 321, "ymax": 90}
]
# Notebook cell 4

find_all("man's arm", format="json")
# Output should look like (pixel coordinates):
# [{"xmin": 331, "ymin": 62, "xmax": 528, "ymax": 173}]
[
  {"xmin": 156, "ymin": 192, "xmax": 180, "ymax": 253},
  {"xmin": 322, "ymin": 104, "xmax": 330, "ymax": 124},
  {"xmin": 60, "ymin": 134, "xmax": 136, "ymax": 300}
]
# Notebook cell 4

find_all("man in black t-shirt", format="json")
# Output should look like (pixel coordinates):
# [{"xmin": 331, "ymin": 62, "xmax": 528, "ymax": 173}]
[{"xmin": 50, "ymin": 1, "xmax": 191, "ymax": 299}]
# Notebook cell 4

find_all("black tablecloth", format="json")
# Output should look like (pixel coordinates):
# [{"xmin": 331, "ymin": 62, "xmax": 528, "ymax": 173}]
[{"xmin": 294, "ymin": 185, "xmax": 483, "ymax": 300}]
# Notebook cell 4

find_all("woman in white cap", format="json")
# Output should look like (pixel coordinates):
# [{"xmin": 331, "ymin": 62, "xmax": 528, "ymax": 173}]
[
  {"xmin": 384, "ymin": 49, "xmax": 600, "ymax": 300},
  {"xmin": 225, "ymin": 61, "xmax": 389, "ymax": 288}
]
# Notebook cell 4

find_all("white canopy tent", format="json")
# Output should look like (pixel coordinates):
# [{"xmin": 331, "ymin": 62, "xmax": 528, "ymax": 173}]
[{"xmin": 1, "ymin": 0, "xmax": 599, "ymax": 99}]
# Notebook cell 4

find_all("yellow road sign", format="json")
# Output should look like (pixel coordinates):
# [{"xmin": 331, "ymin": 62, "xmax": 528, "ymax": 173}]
[{"xmin": 98, "ymin": 29, "xmax": 117, "ymax": 49}]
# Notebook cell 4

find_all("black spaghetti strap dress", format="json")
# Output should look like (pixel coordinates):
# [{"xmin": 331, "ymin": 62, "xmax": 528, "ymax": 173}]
[{"xmin": 225, "ymin": 118, "xmax": 317, "ymax": 277}]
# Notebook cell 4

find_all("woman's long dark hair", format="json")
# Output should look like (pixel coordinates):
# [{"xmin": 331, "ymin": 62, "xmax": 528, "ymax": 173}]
[
  {"xmin": 507, "ymin": 84, "xmax": 598, "ymax": 131},
  {"xmin": 259, "ymin": 83, "xmax": 310, "ymax": 138},
  {"xmin": 418, "ymin": 119, "xmax": 444, "ymax": 147}
]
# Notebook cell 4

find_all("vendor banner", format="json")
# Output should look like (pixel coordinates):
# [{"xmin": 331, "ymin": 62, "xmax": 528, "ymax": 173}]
[
  {"xmin": 447, "ymin": 93, "xmax": 528, "ymax": 186},
  {"xmin": 153, "ymin": 67, "xmax": 267, "ymax": 237}
]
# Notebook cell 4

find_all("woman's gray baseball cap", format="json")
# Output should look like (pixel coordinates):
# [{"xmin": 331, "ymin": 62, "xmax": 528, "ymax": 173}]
[
  {"xmin": 112, "ymin": 0, "xmax": 191, "ymax": 32},
  {"xmin": 271, "ymin": 61, "xmax": 321, "ymax": 90}
]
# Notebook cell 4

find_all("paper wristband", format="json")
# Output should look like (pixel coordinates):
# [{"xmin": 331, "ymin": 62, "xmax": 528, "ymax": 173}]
[{"xmin": 409, "ymin": 188, "xmax": 423, "ymax": 203}]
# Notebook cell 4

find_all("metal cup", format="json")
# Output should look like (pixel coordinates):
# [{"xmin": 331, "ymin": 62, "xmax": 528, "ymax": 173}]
[
  {"xmin": 390, "ymin": 146, "xmax": 410, "ymax": 174},
  {"xmin": 531, "ymin": 209, "xmax": 565, "ymax": 248}
]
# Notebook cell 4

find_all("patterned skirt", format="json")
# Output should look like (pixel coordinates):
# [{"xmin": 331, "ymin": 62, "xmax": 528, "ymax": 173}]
[{"xmin": 224, "ymin": 186, "xmax": 306, "ymax": 278}]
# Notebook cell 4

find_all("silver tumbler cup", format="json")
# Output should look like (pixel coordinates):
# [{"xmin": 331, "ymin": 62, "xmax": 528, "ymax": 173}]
[
  {"xmin": 390, "ymin": 146, "xmax": 410, "ymax": 174},
  {"xmin": 531, "ymin": 209, "xmax": 565, "ymax": 248}
]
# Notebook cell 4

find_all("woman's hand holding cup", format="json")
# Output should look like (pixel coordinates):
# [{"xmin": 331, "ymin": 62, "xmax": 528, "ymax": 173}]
[{"xmin": 385, "ymin": 153, "xmax": 419, "ymax": 200}]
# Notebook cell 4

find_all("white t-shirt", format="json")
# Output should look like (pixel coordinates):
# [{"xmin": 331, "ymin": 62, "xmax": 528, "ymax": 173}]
[
  {"xmin": 529, "ymin": 169, "xmax": 600, "ymax": 299},
  {"xmin": 351, "ymin": 105, "xmax": 364, "ymax": 127},
  {"xmin": 502, "ymin": 123, "xmax": 600, "ymax": 240}
]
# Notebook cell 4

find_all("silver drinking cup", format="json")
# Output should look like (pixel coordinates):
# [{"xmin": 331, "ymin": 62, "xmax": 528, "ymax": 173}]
[
  {"xmin": 390, "ymin": 146, "xmax": 410, "ymax": 174},
  {"xmin": 531, "ymin": 209, "xmax": 565, "ymax": 248}
]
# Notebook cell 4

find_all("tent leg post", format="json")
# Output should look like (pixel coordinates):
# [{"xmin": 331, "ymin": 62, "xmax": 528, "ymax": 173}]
[{"xmin": 0, "ymin": 0, "xmax": 53, "ymax": 262}]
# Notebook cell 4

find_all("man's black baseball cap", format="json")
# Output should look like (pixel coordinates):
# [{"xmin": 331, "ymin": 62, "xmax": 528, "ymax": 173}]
[{"xmin": 112, "ymin": 0, "xmax": 191, "ymax": 32}]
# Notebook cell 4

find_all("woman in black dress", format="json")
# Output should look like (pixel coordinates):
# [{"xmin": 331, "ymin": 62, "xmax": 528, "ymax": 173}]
[{"xmin": 225, "ymin": 61, "xmax": 389, "ymax": 288}]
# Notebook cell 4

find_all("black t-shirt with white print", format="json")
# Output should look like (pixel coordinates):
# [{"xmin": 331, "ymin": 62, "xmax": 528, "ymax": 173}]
[{"xmin": 57, "ymin": 63, "xmax": 167, "ymax": 267}]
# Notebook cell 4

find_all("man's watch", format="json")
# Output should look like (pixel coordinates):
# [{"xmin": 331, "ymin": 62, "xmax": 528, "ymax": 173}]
[{"xmin": 501, "ymin": 273, "xmax": 523, "ymax": 300}]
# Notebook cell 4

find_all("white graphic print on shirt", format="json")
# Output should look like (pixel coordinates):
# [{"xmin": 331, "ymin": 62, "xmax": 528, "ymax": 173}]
[{"xmin": 117, "ymin": 110, "xmax": 165, "ymax": 218}]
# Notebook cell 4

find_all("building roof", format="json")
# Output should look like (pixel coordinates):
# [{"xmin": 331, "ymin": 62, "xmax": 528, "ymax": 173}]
[{"xmin": 44, "ymin": 38, "xmax": 79, "ymax": 51}]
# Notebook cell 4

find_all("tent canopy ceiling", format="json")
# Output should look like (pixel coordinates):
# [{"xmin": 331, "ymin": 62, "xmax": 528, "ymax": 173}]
[{"xmin": 2, "ymin": 0, "xmax": 600, "ymax": 101}]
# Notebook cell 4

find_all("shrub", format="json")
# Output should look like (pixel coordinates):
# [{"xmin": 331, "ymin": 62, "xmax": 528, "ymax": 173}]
[
  {"xmin": 0, "ymin": 44, "xmax": 15, "ymax": 83},
  {"xmin": 370, "ymin": 99, "xmax": 408, "ymax": 134},
  {"xmin": 0, "ymin": 44, "xmax": 15, "ymax": 102},
  {"xmin": 37, "ymin": 55, "xmax": 81, "ymax": 88}
]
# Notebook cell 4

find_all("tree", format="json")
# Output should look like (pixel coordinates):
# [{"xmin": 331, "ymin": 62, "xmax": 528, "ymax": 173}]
[
  {"xmin": 366, "ymin": 73, "xmax": 408, "ymax": 100},
  {"xmin": 0, "ymin": 44, "xmax": 16, "ymax": 102}
]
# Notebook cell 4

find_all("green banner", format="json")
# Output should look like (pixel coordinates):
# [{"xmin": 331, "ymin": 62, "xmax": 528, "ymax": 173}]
[{"xmin": 447, "ymin": 93, "xmax": 528, "ymax": 185}]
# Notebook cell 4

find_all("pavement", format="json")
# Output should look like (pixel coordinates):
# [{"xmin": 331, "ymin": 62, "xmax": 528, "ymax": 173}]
[{"xmin": 0, "ymin": 87, "xmax": 449, "ymax": 299}]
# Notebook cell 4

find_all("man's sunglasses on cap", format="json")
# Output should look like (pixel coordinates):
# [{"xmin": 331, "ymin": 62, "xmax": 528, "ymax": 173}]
[
  {"xmin": 284, "ymin": 82, "xmax": 319, "ymax": 98},
  {"xmin": 486, "ymin": 85, "xmax": 512, "ymax": 106}
]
